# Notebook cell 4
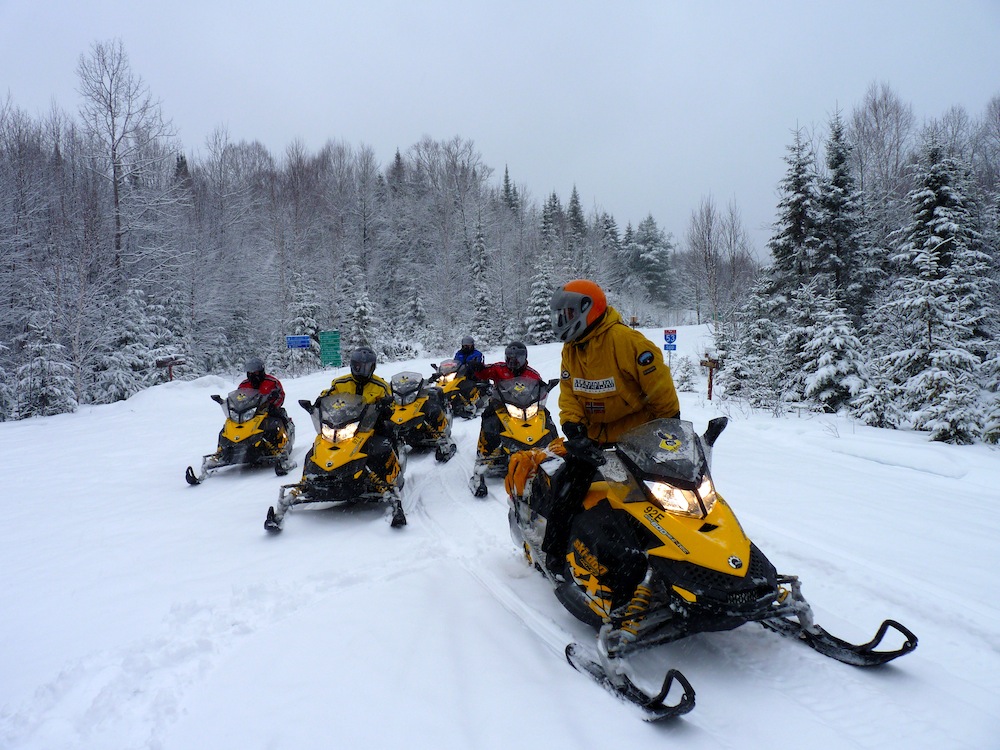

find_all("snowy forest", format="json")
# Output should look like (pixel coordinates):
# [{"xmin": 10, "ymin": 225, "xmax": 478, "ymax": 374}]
[{"xmin": 1, "ymin": 40, "xmax": 999, "ymax": 445}]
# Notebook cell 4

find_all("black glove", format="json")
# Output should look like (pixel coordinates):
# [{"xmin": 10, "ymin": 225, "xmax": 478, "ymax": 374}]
[
  {"xmin": 562, "ymin": 422, "xmax": 604, "ymax": 466},
  {"xmin": 461, "ymin": 360, "xmax": 484, "ymax": 377}
]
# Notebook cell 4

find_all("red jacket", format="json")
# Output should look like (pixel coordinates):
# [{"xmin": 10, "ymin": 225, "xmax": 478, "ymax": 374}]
[
  {"xmin": 473, "ymin": 362, "xmax": 542, "ymax": 386},
  {"xmin": 238, "ymin": 374, "xmax": 285, "ymax": 408}
]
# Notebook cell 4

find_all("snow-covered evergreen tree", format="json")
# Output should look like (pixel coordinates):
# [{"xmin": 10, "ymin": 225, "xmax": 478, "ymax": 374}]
[
  {"xmin": 347, "ymin": 289, "xmax": 375, "ymax": 350},
  {"xmin": 0, "ymin": 344, "xmax": 14, "ymax": 421},
  {"xmin": 850, "ymin": 356, "xmax": 902, "ymax": 429},
  {"xmin": 280, "ymin": 271, "xmax": 322, "ymax": 375},
  {"xmin": 15, "ymin": 305, "xmax": 78, "ymax": 418},
  {"xmin": 672, "ymin": 355, "xmax": 698, "ymax": 393},
  {"xmin": 634, "ymin": 215, "xmax": 674, "ymax": 307},
  {"xmin": 767, "ymin": 128, "xmax": 820, "ymax": 300},
  {"xmin": 470, "ymin": 222, "xmax": 493, "ymax": 343},
  {"xmin": 815, "ymin": 112, "xmax": 863, "ymax": 312},
  {"xmin": 801, "ymin": 294, "xmax": 865, "ymax": 413},
  {"xmin": 525, "ymin": 250, "xmax": 556, "ymax": 344},
  {"xmin": 778, "ymin": 281, "xmax": 823, "ymax": 404},
  {"xmin": 89, "ymin": 286, "xmax": 155, "ymax": 403},
  {"xmin": 883, "ymin": 138, "xmax": 987, "ymax": 443},
  {"xmin": 716, "ymin": 279, "xmax": 783, "ymax": 408}
]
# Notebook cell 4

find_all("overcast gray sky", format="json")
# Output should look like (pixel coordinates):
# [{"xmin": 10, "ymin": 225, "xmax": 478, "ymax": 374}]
[{"xmin": 3, "ymin": 1, "xmax": 999, "ymax": 255}]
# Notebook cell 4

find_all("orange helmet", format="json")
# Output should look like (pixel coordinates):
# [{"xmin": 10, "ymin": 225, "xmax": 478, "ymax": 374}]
[{"xmin": 550, "ymin": 280, "xmax": 608, "ymax": 342}]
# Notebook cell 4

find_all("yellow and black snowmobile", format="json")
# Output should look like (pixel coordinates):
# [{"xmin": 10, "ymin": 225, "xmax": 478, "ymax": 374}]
[
  {"xmin": 265, "ymin": 392, "xmax": 405, "ymax": 532},
  {"xmin": 432, "ymin": 358, "xmax": 489, "ymax": 419},
  {"xmin": 185, "ymin": 388, "xmax": 295, "ymax": 485},
  {"xmin": 388, "ymin": 371, "xmax": 457, "ymax": 462},
  {"xmin": 469, "ymin": 376, "xmax": 559, "ymax": 497},
  {"xmin": 508, "ymin": 417, "xmax": 918, "ymax": 720}
]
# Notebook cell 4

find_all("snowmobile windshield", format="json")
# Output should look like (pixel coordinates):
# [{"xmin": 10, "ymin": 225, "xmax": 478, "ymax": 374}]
[
  {"xmin": 496, "ymin": 377, "xmax": 549, "ymax": 420},
  {"xmin": 391, "ymin": 371, "xmax": 424, "ymax": 405},
  {"xmin": 615, "ymin": 418, "xmax": 718, "ymax": 519},
  {"xmin": 225, "ymin": 389, "xmax": 267, "ymax": 423},
  {"xmin": 315, "ymin": 392, "xmax": 367, "ymax": 443},
  {"xmin": 438, "ymin": 359, "xmax": 460, "ymax": 381}
]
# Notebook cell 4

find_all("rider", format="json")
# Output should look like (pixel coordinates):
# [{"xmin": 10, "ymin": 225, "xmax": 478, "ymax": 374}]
[
  {"xmin": 239, "ymin": 356, "xmax": 290, "ymax": 448},
  {"xmin": 320, "ymin": 346, "xmax": 400, "ymax": 490},
  {"xmin": 466, "ymin": 341, "xmax": 547, "ymax": 496},
  {"xmin": 453, "ymin": 335, "xmax": 485, "ymax": 373},
  {"xmin": 538, "ymin": 280, "xmax": 680, "ymax": 573}
]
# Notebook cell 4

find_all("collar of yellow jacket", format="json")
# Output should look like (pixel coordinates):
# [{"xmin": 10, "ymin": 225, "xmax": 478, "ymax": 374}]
[{"xmin": 573, "ymin": 306, "xmax": 622, "ymax": 347}]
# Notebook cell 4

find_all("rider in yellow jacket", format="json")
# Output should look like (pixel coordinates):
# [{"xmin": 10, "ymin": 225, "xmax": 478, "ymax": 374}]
[
  {"xmin": 539, "ymin": 279, "xmax": 680, "ymax": 575},
  {"xmin": 557, "ymin": 301, "xmax": 679, "ymax": 446}
]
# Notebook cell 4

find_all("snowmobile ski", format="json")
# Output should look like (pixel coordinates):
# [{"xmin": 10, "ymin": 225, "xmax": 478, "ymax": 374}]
[
  {"xmin": 264, "ymin": 505, "xmax": 283, "ymax": 533},
  {"xmin": 760, "ymin": 615, "xmax": 918, "ymax": 666},
  {"xmin": 565, "ymin": 643, "xmax": 695, "ymax": 721},
  {"xmin": 185, "ymin": 466, "xmax": 202, "ymax": 485}
]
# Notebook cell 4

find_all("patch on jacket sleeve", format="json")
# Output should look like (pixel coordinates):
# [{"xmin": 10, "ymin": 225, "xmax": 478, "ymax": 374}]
[
  {"xmin": 561, "ymin": 370, "xmax": 570, "ymax": 379},
  {"xmin": 637, "ymin": 350, "xmax": 655, "ymax": 366}
]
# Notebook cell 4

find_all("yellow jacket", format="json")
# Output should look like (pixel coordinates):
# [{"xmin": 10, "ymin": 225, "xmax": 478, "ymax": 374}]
[
  {"xmin": 558, "ymin": 306, "xmax": 680, "ymax": 445},
  {"xmin": 323, "ymin": 373, "xmax": 392, "ymax": 404}
]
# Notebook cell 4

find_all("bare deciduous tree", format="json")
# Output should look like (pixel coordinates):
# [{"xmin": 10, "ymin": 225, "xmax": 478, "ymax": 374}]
[{"xmin": 76, "ymin": 38, "xmax": 175, "ymax": 266}]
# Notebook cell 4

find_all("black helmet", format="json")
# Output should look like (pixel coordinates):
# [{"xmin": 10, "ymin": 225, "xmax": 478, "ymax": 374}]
[
  {"xmin": 504, "ymin": 341, "xmax": 528, "ymax": 374},
  {"xmin": 350, "ymin": 346, "xmax": 377, "ymax": 381},
  {"xmin": 245, "ymin": 356, "xmax": 265, "ymax": 387}
]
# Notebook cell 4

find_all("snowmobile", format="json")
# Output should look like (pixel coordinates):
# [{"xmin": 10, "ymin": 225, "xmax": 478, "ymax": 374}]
[
  {"xmin": 185, "ymin": 388, "xmax": 295, "ymax": 485},
  {"xmin": 432, "ymin": 359, "xmax": 489, "ymax": 419},
  {"xmin": 388, "ymin": 371, "xmax": 457, "ymax": 462},
  {"xmin": 265, "ymin": 392, "xmax": 406, "ymax": 532},
  {"xmin": 469, "ymin": 376, "xmax": 559, "ymax": 498},
  {"xmin": 507, "ymin": 416, "xmax": 918, "ymax": 720}
]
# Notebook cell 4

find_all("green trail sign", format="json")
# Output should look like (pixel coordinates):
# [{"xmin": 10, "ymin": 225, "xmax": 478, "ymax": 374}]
[{"xmin": 319, "ymin": 330, "xmax": 342, "ymax": 367}]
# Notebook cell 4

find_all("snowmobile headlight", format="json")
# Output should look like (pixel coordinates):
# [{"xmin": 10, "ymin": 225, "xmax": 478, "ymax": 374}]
[
  {"xmin": 232, "ymin": 408, "xmax": 259, "ymax": 424},
  {"xmin": 644, "ymin": 475, "xmax": 718, "ymax": 518},
  {"xmin": 644, "ymin": 481, "xmax": 703, "ymax": 518},
  {"xmin": 505, "ymin": 402, "xmax": 539, "ymax": 421},
  {"xmin": 697, "ymin": 475, "xmax": 718, "ymax": 514},
  {"xmin": 440, "ymin": 372, "xmax": 457, "ymax": 384},
  {"xmin": 321, "ymin": 421, "xmax": 360, "ymax": 443}
]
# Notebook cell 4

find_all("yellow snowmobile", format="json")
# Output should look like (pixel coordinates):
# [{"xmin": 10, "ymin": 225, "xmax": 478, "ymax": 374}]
[
  {"xmin": 508, "ymin": 417, "xmax": 918, "ymax": 720},
  {"xmin": 265, "ymin": 392, "xmax": 405, "ymax": 532},
  {"xmin": 469, "ymin": 376, "xmax": 559, "ymax": 497},
  {"xmin": 388, "ymin": 371, "xmax": 457, "ymax": 462},
  {"xmin": 432, "ymin": 358, "xmax": 489, "ymax": 419},
  {"xmin": 185, "ymin": 388, "xmax": 295, "ymax": 485}
]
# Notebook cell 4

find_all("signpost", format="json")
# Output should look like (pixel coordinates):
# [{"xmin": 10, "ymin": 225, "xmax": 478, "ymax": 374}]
[
  {"xmin": 700, "ymin": 357, "xmax": 720, "ymax": 400},
  {"xmin": 663, "ymin": 329, "xmax": 677, "ymax": 366},
  {"xmin": 319, "ymin": 330, "xmax": 342, "ymax": 367},
  {"xmin": 155, "ymin": 356, "xmax": 185, "ymax": 381}
]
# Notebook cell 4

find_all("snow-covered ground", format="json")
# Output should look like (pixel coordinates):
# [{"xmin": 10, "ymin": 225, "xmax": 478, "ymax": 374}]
[{"xmin": 2, "ymin": 326, "xmax": 999, "ymax": 749}]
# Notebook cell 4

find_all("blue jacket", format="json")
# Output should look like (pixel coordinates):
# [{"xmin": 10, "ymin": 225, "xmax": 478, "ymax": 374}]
[{"xmin": 454, "ymin": 348, "xmax": 484, "ymax": 368}]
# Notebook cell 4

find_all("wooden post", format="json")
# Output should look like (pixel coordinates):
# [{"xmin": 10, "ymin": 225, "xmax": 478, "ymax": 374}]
[
  {"xmin": 700, "ymin": 357, "xmax": 719, "ymax": 400},
  {"xmin": 155, "ymin": 356, "xmax": 186, "ymax": 381}
]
